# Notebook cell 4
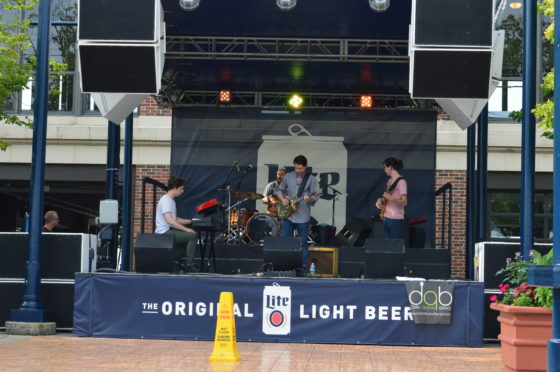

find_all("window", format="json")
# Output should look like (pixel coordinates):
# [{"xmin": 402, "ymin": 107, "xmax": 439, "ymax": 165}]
[{"xmin": 489, "ymin": 191, "xmax": 552, "ymax": 242}]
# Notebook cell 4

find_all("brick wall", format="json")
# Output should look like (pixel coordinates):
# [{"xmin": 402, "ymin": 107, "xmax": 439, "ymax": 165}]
[
  {"xmin": 133, "ymin": 165, "xmax": 170, "ymax": 237},
  {"xmin": 434, "ymin": 169, "xmax": 467, "ymax": 279},
  {"xmin": 139, "ymin": 96, "xmax": 172, "ymax": 117}
]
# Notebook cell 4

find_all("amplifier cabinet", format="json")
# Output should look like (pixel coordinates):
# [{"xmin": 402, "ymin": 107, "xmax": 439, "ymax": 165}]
[{"xmin": 307, "ymin": 246, "xmax": 338, "ymax": 277}]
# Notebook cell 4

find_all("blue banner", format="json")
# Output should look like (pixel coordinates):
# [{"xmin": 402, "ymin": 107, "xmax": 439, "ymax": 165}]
[{"xmin": 74, "ymin": 273, "xmax": 483, "ymax": 347}]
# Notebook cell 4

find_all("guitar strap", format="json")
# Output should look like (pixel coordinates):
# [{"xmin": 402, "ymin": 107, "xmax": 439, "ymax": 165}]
[
  {"xmin": 297, "ymin": 173, "xmax": 311, "ymax": 197},
  {"xmin": 387, "ymin": 177, "xmax": 404, "ymax": 193}
]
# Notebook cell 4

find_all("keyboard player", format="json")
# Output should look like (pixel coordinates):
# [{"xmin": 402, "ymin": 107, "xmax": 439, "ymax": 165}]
[{"xmin": 155, "ymin": 176, "xmax": 198, "ymax": 272}]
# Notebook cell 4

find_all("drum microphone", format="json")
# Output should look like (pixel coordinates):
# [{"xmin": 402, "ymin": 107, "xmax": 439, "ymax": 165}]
[
  {"xmin": 234, "ymin": 161, "xmax": 240, "ymax": 172},
  {"xmin": 243, "ymin": 164, "xmax": 253, "ymax": 174}
]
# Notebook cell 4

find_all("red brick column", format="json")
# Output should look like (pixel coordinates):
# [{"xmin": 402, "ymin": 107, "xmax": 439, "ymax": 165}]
[
  {"xmin": 138, "ymin": 96, "xmax": 172, "ymax": 116},
  {"xmin": 435, "ymin": 169, "xmax": 467, "ymax": 279},
  {"xmin": 133, "ymin": 165, "xmax": 170, "ymax": 237}
]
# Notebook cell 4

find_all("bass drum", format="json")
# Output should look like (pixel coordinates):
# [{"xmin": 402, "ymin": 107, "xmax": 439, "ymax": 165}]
[{"xmin": 245, "ymin": 213, "xmax": 279, "ymax": 245}]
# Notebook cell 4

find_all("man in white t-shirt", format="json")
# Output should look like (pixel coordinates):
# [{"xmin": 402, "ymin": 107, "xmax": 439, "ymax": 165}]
[{"xmin": 155, "ymin": 176, "xmax": 198, "ymax": 272}]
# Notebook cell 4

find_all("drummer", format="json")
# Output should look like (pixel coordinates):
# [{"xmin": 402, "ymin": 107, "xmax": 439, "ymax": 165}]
[{"xmin": 262, "ymin": 168, "xmax": 286, "ymax": 215}]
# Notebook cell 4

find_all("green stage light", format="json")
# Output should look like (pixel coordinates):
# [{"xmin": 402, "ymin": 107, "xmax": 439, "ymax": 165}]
[{"xmin": 288, "ymin": 94, "xmax": 303, "ymax": 109}]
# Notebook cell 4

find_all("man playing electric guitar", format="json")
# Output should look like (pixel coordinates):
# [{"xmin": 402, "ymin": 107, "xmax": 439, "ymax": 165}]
[{"xmin": 276, "ymin": 155, "xmax": 320, "ymax": 270}]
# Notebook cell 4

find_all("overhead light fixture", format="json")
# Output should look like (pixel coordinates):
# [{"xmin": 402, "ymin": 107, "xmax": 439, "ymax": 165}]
[
  {"xmin": 288, "ymin": 94, "xmax": 303, "ymax": 109},
  {"xmin": 369, "ymin": 0, "xmax": 390, "ymax": 13},
  {"xmin": 509, "ymin": 1, "xmax": 522, "ymax": 9},
  {"xmin": 179, "ymin": 0, "xmax": 200, "ymax": 11},
  {"xmin": 360, "ymin": 95, "xmax": 373, "ymax": 109},
  {"xmin": 219, "ymin": 90, "xmax": 231, "ymax": 103},
  {"xmin": 276, "ymin": 0, "xmax": 297, "ymax": 11}
]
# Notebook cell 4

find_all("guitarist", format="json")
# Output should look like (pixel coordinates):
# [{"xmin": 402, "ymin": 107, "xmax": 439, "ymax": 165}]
[
  {"xmin": 276, "ymin": 155, "xmax": 320, "ymax": 270},
  {"xmin": 375, "ymin": 157, "xmax": 408, "ymax": 239}
]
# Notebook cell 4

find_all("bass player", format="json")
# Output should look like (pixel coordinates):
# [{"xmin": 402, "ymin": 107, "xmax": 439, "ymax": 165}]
[
  {"xmin": 276, "ymin": 155, "xmax": 320, "ymax": 270},
  {"xmin": 375, "ymin": 157, "xmax": 408, "ymax": 239}
]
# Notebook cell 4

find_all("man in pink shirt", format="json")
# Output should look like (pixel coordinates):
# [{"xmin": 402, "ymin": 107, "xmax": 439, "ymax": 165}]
[{"xmin": 375, "ymin": 157, "xmax": 408, "ymax": 239}]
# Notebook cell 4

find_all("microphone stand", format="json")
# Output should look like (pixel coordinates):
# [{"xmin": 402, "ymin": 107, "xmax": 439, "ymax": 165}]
[{"xmin": 328, "ymin": 185, "xmax": 342, "ymax": 227}]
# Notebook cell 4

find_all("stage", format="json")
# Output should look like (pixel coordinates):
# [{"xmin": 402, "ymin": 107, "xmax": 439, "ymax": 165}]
[{"xmin": 73, "ymin": 272, "xmax": 484, "ymax": 347}]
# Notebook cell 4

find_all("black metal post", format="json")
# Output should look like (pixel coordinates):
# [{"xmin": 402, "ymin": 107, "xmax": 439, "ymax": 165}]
[
  {"xmin": 11, "ymin": 0, "xmax": 52, "ymax": 322},
  {"xmin": 120, "ymin": 113, "xmax": 133, "ymax": 271}
]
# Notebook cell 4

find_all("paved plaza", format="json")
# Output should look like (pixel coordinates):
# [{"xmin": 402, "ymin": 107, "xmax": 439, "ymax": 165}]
[{"xmin": 0, "ymin": 333, "xmax": 502, "ymax": 372}]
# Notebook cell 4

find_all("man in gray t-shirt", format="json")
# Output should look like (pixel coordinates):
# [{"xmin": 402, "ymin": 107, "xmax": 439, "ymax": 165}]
[{"xmin": 276, "ymin": 155, "xmax": 320, "ymax": 269}]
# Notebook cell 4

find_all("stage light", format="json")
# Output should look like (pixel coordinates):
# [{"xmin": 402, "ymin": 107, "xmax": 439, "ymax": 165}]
[
  {"xmin": 288, "ymin": 94, "xmax": 303, "ymax": 109},
  {"xmin": 276, "ymin": 0, "xmax": 297, "ymax": 11},
  {"xmin": 219, "ymin": 90, "xmax": 231, "ymax": 103},
  {"xmin": 360, "ymin": 95, "xmax": 373, "ymax": 109},
  {"xmin": 369, "ymin": 0, "xmax": 390, "ymax": 13},
  {"xmin": 179, "ymin": 0, "xmax": 200, "ymax": 11},
  {"xmin": 509, "ymin": 1, "xmax": 522, "ymax": 9}
]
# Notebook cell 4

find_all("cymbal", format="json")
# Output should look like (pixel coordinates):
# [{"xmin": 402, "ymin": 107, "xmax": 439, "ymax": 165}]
[
  {"xmin": 234, "ymin": 191, "xmax": 265, "ymax": 200},
  {"xmin": 216, "ymin": 188, "xmax": 238, "ymax": 193}
]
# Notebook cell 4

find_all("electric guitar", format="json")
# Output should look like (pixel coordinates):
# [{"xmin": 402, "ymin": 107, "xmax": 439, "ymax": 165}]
[
  {"xmin": 379, "ymin": 184, "xmax": 389, "ymax": 220},
  {"xmin": 278, "ymin": 189, "xmax": 323, "ymax": 220}
]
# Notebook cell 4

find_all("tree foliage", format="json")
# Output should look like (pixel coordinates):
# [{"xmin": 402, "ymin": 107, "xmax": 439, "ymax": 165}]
[
  {"xmin": 0, "ymin": 0, "xmax": 38, "ymax": 150},
  {"xmin": 534, "ymin": 0, "xmax": 554, "ymax": 138}
]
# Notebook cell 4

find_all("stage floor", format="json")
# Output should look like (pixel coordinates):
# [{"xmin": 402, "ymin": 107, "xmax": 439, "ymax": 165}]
[{"xmin": 0, "ymin": 333, "xmax": 502, "ymax": 372}]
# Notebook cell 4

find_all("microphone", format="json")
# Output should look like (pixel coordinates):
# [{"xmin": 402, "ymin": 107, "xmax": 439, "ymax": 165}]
[
  {"xmin": 243, "ymin": 164, "xmax": 253, "ymax": 174},
  {"xmin": 234, "ymin": 161, "xmax": 240, "ymax": 172}
]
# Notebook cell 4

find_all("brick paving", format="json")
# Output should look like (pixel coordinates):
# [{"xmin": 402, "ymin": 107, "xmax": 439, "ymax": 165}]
[{"xmin": 0, "ymin": 334, "xmax": 502, "ymax": 372}]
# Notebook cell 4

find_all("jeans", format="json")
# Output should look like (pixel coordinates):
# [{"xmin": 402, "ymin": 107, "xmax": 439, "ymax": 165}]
[
  {"xmin": 280, "ymin": 219, "xmax": 310, "ymax": 268},
  {"xmin": 165, "ymin": 229, "xmax": 198, "ymax": 272},
  {"xmin": 383, "ymin": 218, "xmax": 404, "ymax": 239}
]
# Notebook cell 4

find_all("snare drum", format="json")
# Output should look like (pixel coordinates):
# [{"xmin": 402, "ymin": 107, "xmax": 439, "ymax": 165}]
[{"xmin": 245, "ymin": 213, "xmax": 280, "ymax": 245}]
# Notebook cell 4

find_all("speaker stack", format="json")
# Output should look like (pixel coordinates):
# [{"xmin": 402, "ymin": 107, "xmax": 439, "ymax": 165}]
[
  {"xmin": 77, "ymin": 0, "xmax": 165, "ymax": 123},
  {"xmin": 409, "ymin": 0, "xmax": 503, "ymax": 129}
]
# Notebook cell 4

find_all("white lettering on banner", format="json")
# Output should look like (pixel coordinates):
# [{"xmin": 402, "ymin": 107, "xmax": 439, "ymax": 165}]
[
  {"xmin": 299, "ymin": 305, "xmax": 357, "ymax": 320},
  {"xmin": 149, "ymin": 301, "xmax": 253, "ymax": 318},
  {"xmin": 364, "ymin": 306, "xmax": 412, "ymax": 321}
]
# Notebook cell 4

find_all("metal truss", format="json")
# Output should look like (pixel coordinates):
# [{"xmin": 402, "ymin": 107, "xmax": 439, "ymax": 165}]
[
  {"xmin": 154, "ymin": 90, "xmax": 420, "ymax": 109},
  {"xmin": 165, "ymin": 36, "xmax": 409, "ymax": 63}
]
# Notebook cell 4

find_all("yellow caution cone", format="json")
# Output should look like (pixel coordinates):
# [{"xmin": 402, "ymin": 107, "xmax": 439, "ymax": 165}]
[{"xmin": 209, "ymin": 291, "xmax": 241, "ymax": 361}]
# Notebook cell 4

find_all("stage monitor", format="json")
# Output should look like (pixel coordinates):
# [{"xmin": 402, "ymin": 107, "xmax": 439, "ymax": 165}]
[
  {"xmin": 135, "ymin": 233, "xmax": 176, "ymax": 273},
  {"xmin": 364, "ymin": 238, "xmax": 405, "ymax": 279},
  {"xmin": 263, "ymin": 237, "xmax": 301, "ymax": 272}
]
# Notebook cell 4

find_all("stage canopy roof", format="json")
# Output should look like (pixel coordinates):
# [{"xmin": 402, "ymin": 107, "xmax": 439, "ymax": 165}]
[{"xmin": 159, "ymin": 0, "xmax": 412, "ymax": 103}]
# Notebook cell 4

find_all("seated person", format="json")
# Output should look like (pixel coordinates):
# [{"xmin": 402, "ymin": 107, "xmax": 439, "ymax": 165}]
[
  {"xmin": 42, "ymin": 211, "xmax": 59, "ymax": 232},
  {"xmin": 155, "ymin": 176, "xmax": 198, "ymax": 272}
]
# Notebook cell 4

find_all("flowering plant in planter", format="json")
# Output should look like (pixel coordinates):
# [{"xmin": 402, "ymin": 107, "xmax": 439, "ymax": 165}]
[{"xmin": 490, "ymin": 249, "xmax": 553, "ymax": 309}]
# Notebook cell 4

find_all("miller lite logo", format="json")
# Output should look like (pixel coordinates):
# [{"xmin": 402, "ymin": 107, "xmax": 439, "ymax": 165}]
[{"xmin": 262, "ymin": 283, "xmax": 291, "ymax": 335}]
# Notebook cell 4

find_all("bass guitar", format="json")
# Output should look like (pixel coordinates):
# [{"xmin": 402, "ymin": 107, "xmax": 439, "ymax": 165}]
[{"xmin": 278, "ymin": 189, "xmax": 323, "ymax": 220}]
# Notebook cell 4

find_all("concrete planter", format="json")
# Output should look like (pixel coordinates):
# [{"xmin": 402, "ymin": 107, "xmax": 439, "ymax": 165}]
[{"xmin": 490, "ymin": 302, "xmax": 552, "ymax": 372}]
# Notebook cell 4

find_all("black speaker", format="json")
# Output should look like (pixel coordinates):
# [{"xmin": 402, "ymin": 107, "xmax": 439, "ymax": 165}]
[
  {"xmin": 337, "ymin": 246, "xmax": 366, "ymax": 278},
  {"xmin": 364, "ymin": 239, "xmax": 405, "ymax": 279},
  {"xmin": 263, "ymin": 237, "xmax": 302, "ymax": 271},
  {"xmin": 404, "ymin": 248, "xmax": 450, "ymax": 279},
  {"xmin": 135, "ymin": 233, "xmax": 176, "ymax": 273},
  {"xmin": 334, "ymin": 218, "xmax": 371, "ymax": 247},
  {"xmin": 411, "ymin": 49, "xmax": 492, "ymax": 99},
  {"xmin": 414, "ymin": 0, "xmax": 492, "ymax": 47},
  {"xmin": 310, "ymin": 225, "xmax": 336, "ymax": 245},
  {"xmin": 79, "ymin": 45, "xmax": 158, "ymax": 94},
  {"xmin": 408, "ymin": 225, "xmax": 426, "ymax": 248},
  {"xmin": 78, "ymin": 0, "xmax": 159, "ymax": 42}
]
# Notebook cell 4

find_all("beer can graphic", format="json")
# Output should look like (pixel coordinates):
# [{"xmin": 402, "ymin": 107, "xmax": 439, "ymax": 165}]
[{"xmin": 262, "ymin": 283, "xmax": 292, "ymax": 335}]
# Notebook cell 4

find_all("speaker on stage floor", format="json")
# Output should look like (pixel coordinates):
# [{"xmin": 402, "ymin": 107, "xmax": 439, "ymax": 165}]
[
  {"xmin": 334, "ymin": 218, "xmax": 370, "ymax": 247},
  {"xmin": 364, "ymin": 238, "xmax": 405, "ymax": 279},
  {"xmin": 263, "ymin": 237, "xmax": 301, "ymax": 271},
  {"xmin": 135, "ymin": 233, "xmax": 176, "ymax": 273}
]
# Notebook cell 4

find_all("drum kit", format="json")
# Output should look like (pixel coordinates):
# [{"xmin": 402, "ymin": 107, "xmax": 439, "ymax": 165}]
[{"xmin": 216, "ymin": 187, "xmax": 281, "ymax": 245}]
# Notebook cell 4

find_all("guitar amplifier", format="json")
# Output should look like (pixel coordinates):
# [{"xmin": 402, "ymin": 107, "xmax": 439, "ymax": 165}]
[{"xmin": 307, "ymin": 247, "xmax": 338, "ymax": 277}]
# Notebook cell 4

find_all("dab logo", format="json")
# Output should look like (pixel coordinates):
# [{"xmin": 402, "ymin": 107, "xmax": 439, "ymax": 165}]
[{"xmin": 262, "ymin": 283, "xmax": 291, "ymax": 335}]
